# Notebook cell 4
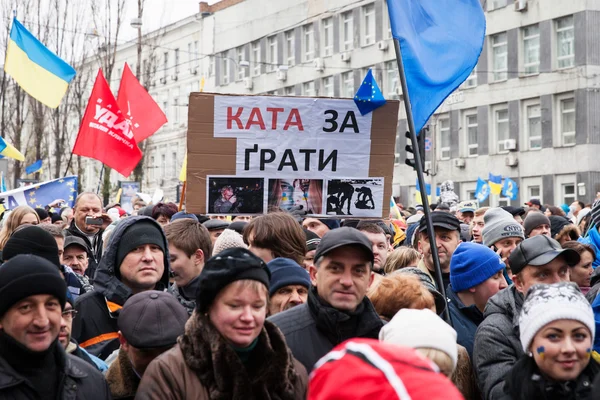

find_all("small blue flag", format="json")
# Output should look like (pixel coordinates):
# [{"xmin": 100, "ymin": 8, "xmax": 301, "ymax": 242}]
[
  {"xmin": 0, "ymin": 172, "xmax": 6, "ymax": 193},
  {"xmin": 387, "ymin": 0, "xmax": 485, "ymax": 134},
  {"xmin": 502, "ymin": 177, "xmax": 518, "ymax": 201},
  {"xmin": 353, "ymin": 69, "xmax": 386, "ymax": 116},
  {"xmin": 25, "ymin": 159, "xmax": 43, "ymax": 175},
  {"xmin": 475, "ymin": 177, "xmax": 490, "ymax": 203}
]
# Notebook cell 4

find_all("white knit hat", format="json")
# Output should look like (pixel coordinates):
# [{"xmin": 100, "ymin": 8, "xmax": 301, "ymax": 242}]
[
  {"xmin": 519, "ymin": 282, "xmax": 595, "ymax": 353},
  {"xmin": 379, "ymin": 308, "xmax": 458, "ymax": 369},
  {"xmin": 212, "ymin": 229, "xmax": 248, "ymax": 256}
]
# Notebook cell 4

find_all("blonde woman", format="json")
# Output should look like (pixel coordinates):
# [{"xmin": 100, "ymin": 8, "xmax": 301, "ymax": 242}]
[
  {"xmin": 382, "ymin": 247, "xmax": 421, "ymax": 274},
  {"xmin": 0, "ymin": 205, "xmax": 40, "ymax": 250}
]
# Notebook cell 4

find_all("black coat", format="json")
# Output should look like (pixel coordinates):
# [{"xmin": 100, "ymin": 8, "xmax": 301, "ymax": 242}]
[
  {"xmin": 0, "ymin": 347, "xmax": 111, "ymax": 399},
  {"xmin": 268, "ymin": 287, "xmax": 384, "ymax": 372},
  {"xmin": 447, "ymin": 285, "xmax": 484, "ymax": 360}
]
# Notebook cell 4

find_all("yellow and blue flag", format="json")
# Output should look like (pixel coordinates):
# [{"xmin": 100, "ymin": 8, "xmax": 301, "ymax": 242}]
[
  {"xmin": 25, "ymin": 160, "xmax": 43, "ymax": 175},
  {"xmin": 488, "ymin": 173, "xmax": 503, "ymax": 195},
  {"xmin": 4, "ymin": 18, "xmax": 76, "ymax": 108},
  {"xmin": 0, "ymin": 136, "xmax": 24, "ymax": 161}
]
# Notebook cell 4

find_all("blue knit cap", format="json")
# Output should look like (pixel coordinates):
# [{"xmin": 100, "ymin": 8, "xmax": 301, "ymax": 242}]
[
  {"xmin": 267, "ymin": 258, "xmax": 311, "ymax": 296},
  {"xmin": 450, "ymin": 242, "xmax": 505, "ymax": 292}
]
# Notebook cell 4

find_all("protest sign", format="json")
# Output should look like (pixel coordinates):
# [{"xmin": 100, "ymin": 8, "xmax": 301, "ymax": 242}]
[{"xmin": 186, "ymin": 93, "xmax": 399, "ymax": 217}]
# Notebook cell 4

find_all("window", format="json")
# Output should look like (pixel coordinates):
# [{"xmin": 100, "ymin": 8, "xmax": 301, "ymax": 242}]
[
  {"xmin": 341, "ymin": 11, "xmax": 354, "ymax": 51},
  {"xmin": 172, "ymin": 152, "xmax": 178, "ymax": 176},
  {"xmin": 383, "ymin": 1, "xmax": 392, "ymax": 39},
  {"xmin": 341, "ymin": 71, "xmax": 354, "ymax": 98},
  {"xmin": 395, "ymin": 130, "xmax": 401, "ymax": 165},
  {"xmin": 559, "ymin": 96, "xmax": 575, "ymax": 146},
  {"xmin": 267, "ymin": 36, "xmax": 277, "ymax": 72},
  {"xmin": 498, "ymin": 197, "xmax": 510, "ymax": 207},
  {"xmin": 303, "ymin": 81, "xmax": 315, "ymax": 96},
  {"xmin": 173, "ymin": 98, "xmax": 179, "ymax": 124},
  {"xmin": 495, "ymin": 107, "xmax": 509, "ymax": 153},
  {"xmin": 193, "ymin": 41, "xmax": 199, "ymax": 67},
  {"xmin": 439, "ymin": 117, "xmax": 450, "ymax": 160},
  {"xmin": 385, "ymin": 61, "xmax": 399, "ymax": 98},
  {"xmin": 221, "ymin": 55, "xmax": 230, "ymax": 85},
  {"xmin": 556, "ymin": 16, "xmax": 574, "ymax": 69},
  {"xmin": 465, "ymin": 113, "xmax": 478, "ymax": 156},
  {"xmin": 174, "ymin": 48, "xmax": 179, "ymax": 73},
  {"xmin": 562, "ymin": 183, "xmax": 576, "ymax": 205},
  {"xmin": 488, "ymin": 0, "xmax": 507, "ymax": 11},
  {"xmin": 522, "ymin": 25, "xmax": 539, "ymax": 75},
  {"xmin": 160, "ymin": 153, "xmax": 166, "ymax": 178},
  {"xmin": 285, "ymin": 30, "xmax": 295, "ymax": 66},
  {"xmin": 163, "ymin": 52, "xmax": 168, "ymax": 79},
  {"xmin": 525, "ymin": 102, "xmax": 542, "ymax": 149},
  {"xmin": 529, "ymin": 185, "xmax": 540, "ymax": 200},
  {"xmin": 251, "ymin": 42, "xmax": 260, "ymax": 77},
  {"xmin": 209, "ymin": 55, "xmax": 215, "ymax": 76},
  {"xmin": 163, "ymin": 100, "xmax": 169, "ymax": 126},
  {"xmin": 187, "ymin": 42, "xmax": 193, "ymax": 65},
  {"xmin": 322, "ymin": 76, "xmax": 334, "ymax": 97},
  {"xmin": 237, "ymin": 46, "xmax": 246, "ymax": 81},
  {"xmin": 284, "ymin": 86, "xmax": 295, "ymax": 96},
  {"xmin": 303, "ymin": 24, "xmax": 314, "ymax": 62},
  {"xmin": 322, "ymin": 18, "xmax": 333, "ymax": 56},
  {"xmin": 492, "ymin": 33, "xmax": 507, "ymax": 81},
  {"xmin": 362, "ymin": 4, "xmax": 375, "ymax": 46},
  {"xmin": 464, "ymin": 66, "xmax": 477, "ymax": 88},
  {"xmin": 149, "ymin": 156, "xmax": 155, "ymax": 180}
]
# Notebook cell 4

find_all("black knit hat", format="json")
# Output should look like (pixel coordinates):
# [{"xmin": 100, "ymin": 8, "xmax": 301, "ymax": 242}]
[
  {"xmin": 35, "ymin": 207, "xmax": 49, "ymax": 221},
  {"xmin": 115, "ymin": 220, "xmax": 166, "ymax": 276},
  {"xmin": 2, "ymin": 225, "xmax": 61, "ymax": 268},
  {"xmin": 304, "ymin": 229, "xmax": 321, "ymax": 252},
  {"xmin": 549, "ymin": 215, "xmax": 574, "ymax": 239},
  {"xmin": 196, "ymin": 247, "xmax": 271, "ymax": 312},
  {"xmin": 0, "ymin": 254, "xmax": 67, "ymax": 317}
]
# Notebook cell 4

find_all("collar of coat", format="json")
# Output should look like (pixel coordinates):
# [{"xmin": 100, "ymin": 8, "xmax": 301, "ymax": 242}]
[
  {"xmin": 105, "ymin": 349, "xmax": 140, "ymax": 399},
  {"xmin": 178, "ymin": 311, "xmax": 300, "ymax": 400}
]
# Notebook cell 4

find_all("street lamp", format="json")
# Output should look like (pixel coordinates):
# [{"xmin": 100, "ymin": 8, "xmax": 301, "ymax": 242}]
[{"xmin": 130, "ymin": 18, "xmax": 142, "ymax": 29}]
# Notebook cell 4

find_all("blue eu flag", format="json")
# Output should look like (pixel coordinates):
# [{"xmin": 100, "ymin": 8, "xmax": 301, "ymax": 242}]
[{"xmin": 354, "ymin": 69, "xmax": 386, "ymax": 116}]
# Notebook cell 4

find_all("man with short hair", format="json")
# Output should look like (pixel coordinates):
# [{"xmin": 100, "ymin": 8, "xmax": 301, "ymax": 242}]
[
  {"xmin": 65, "ymin": 192, "xmax": 106, "ymax": 280},
  {"xmin": 106, "ymin": 290, "xmax": 188, "ymax": 399},
  {"xmin": 302, "ymin": 218, "xmax": 340, "ymax": 238},
  {"xmin": 267, "ymin": 258, "xmax": 311, "ymax": 316},
  {"xmin": 416, "ymin": 212, "xmax": 461, "ymax": 290},
  {"xmin": 482, "ymin": 208, "xmax": 525, "ymax": 266},
  {"xmin": 523, "ymin": 211, "xmax": 551, "ymax": 238},
  {"xmin": 473, "ymin": 235, "xmax": 579, "ymax": 399},
  {"xmin": 470, "ymin": 207, "xmax": 489, "ymax": 244},
  {"xmin": 0, "ymin": 254, "xmax": 111, "ymax": 398},
  {"xmin": 356, "ymin": 222, "xmax": 389, "ymax": 274},
  {"xmin": 525, "ymin": 198, "xmax": 544, "ymax": 211},
  {"xmin": 269, "ymin": 227, "xmax": 384, "ymax": 372},
  {"xmin": 73, "ymin": 216, "xmax": 170, "ymax": 360},
  {"xmin": 164, "ymin": 219, "xmax": 212, "ymax": 314},
  {"xmin": 202, "ymin": 219, "xmax": 230, "ymax": 245},
  {"xmin": 456, "ymin": 201, "xmax": 477, "ymax": 225},
  {"xmin": 447, "ymin": 242, "xmax": 508, "ymax": 358}
]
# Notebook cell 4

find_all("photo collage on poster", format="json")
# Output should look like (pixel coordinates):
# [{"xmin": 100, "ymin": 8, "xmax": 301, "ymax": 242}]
[{"xmin": 207, "ymin": 176, "xmax": 384, "ymax": 217}]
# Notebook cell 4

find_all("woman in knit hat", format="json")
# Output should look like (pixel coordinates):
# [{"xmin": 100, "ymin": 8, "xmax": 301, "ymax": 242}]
[
  {"xmin": 137, "ymin": 248, "xmax": 307, "ymax": 399},
  {"xmin": 503, "ymin": 282, "xmax": 599, "ymax": 400}
]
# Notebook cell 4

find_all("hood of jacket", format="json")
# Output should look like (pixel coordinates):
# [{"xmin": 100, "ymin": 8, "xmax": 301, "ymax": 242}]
[
  {"xmin": 483, "ymin": 285, "xmax": 524, "ymax": 331},
  {"xmin": 580, "ymin": 227, "xmax": 600, "ymax": 268},
  {"xmin": 93, "ymin": 216, "xmax": 170, "ymax": 305}
]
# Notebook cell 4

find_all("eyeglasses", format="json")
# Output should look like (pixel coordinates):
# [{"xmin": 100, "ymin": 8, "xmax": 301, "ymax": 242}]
[{"xmin": 62, "ymin": 309, "xmax": 78, "ymax": 320}]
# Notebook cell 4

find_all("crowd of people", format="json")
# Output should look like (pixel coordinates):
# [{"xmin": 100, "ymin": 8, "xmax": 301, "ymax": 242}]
[{"xmin": 0, "ymin": 192, "xmax": 599, "ymax": 399}]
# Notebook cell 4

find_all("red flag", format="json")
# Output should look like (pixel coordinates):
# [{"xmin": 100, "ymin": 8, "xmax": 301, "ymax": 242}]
[
  {"xmin": 117, "ymin": 63, "xmax": 167, "ymax": 143},
  {"xmin": 73, "ymin": 69, "xmax": 142, "ymax": 177}
]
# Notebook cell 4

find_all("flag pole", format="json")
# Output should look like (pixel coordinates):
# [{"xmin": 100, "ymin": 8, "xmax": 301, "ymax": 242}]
[
  {"xmin": 64, "ymin": 152, "xmax": 74, "ymax": 178},
  {"xmin": 96, "ymin": 165, "xmax": 105, "ymax": 195},
  {"xmin": 393, "ymin": 38, "xmax": 451, "ymax": 324},
  {"xmin": 178, "ymin": 181, "xmax": 186, "ymax": 211}
]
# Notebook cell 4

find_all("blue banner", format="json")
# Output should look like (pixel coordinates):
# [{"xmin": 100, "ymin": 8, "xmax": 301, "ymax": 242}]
[
  {"xmin": 502, "ymin": 177, "xmax": 518, "ymax": 201},
  {"xmin": 475, "ymin": 177, "xmax": 490, "ymax": 203},
  {"xmin": 0, "ymin": 176, "xmax": 77, "ymax": 210}
]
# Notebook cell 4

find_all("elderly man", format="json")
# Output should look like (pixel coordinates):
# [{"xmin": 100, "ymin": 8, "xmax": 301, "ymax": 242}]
[
  {"xmin": 63, "ymin": 236, "xmax": 91, "ymax": 277},
  {"xmin": 267, "ymin": 258, "xmax": 311, "ymax": 316}
]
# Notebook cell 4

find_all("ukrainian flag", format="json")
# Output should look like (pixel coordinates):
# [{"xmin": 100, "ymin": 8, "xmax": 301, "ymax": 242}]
[
  {"xmin": 4, "ymin": 18, "xmax": 76, "ymax": 108},
  {"xmin": 0, "ymin": 137, "xmax": 24, "ymax": 161},
  {"xmin": 488, "ymin": 173, "xmax": 503, "ymax": 196}
]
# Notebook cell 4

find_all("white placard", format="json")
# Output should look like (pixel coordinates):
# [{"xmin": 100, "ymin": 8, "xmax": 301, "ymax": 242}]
[{"xmin": 324, "ymin": 177, "xmax": 385, "ymax": 217}]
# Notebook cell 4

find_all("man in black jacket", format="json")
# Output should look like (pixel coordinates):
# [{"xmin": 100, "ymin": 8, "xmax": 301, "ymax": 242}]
[
  {"xmin": 269, "ymin": 227, "xmax": 384, "ymax": 372},
  {"xmin": 0, "ymin": 254, "xmax": 110, "ymax": 399},
  {"xmin": 72, "ymin": 216, "xmax": 170, "ymax": 360}
]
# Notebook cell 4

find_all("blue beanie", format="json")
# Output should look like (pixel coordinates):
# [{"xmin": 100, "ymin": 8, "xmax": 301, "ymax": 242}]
[
  {"xmin": 450, "ymin": 242, "xmax": 505, "ymax": 292},
  {"xmin": 267, "ymin": 258, "xmax": 311, "ymax": 296},
  {"xmin": 171, "ymin": 211, "xmax": 199, "ymax": 222},
  {"xmin": 319, "ymin": 218, "xmax": 340, "ymax": 231}
]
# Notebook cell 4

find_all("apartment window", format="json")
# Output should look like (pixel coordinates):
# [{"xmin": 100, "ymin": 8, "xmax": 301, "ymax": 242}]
[
  {"xmin": 495, "ymin": 107, "xmax": 509, "ymax": 153},
  {"xmin": 383, "ymin": 1, "xmax": 392, "ymax": 39},
  {"xmin": 362, "ymin": 4, "xmax": 375, "ymax": 46},
  {"xmin": 251, "ymin": 42, "xmax": 260, "ymax": 77},
  {"xmin": 562, "ymin": 183, "xmax": 576, "ymax": 205},
  {"xmin": 395, "ymin": 131, "xmax": 401, "ymax": 165},
  {"xmin": 163, "ymin": 100, "xmax": 169, "ymax": 125},
  {"xmin": 492, "ymin": 32, "xmax": 507, "ymax": 81},
  {"xmin": 160, "ymin": 154, "xmax": 166, "ymax": 178},
  {"xmin": 488, "ymin": 0, "xmax": 507, "ymax": 11},
  {"xmin": 174, "ymin": 48, "xmax": 180, "ymax": 73},
  {"xmin": 237, "ymin": 46, "xmax": 246, "ymax": 81},
  {"xmin": 173, "ymin": 98, "xmax": 179, "ymax": 124},
  {"xmin": 209, "ymin": 55, "xmax": 215, "ymax": 76},
  {"xmin": 385, "ymin": 61, "xmax": 399, "ymax": 98},
  {"xmin": 528, "ymin": 185, "xmax": 540, "ymax": 200},
  {"xmin": 556, "ymin": 16, "xmax": 574, "ymax": 69},
  {"xmin": 322, "ymin": 18, "xmax": 333, "ymax": 57},
  {"xmin": 267, "ymin": 36, "xmax": 277, "ymax": 72},
  {"xmin": 303, "ymin": 24, "xmax": 314, "ymax": 62},
  {"xmin": 284, "ymin": 30, "xmax": 295, "ymax": 66},
  {"xmin": 342, "ymin": 71, "xmax": 354, "ymax": 98},
  {"xmin": 522, "ymin": 25, "xmax": 539, "ymax": 75},
  {"xmin": 163, "ymin": 52, "xmax": 169, "ymax": 78},
  {"xmin": 284, "ymin": 86, "xmax": 295, "ymax": 96},
  {"xmin": 464, "ymin": 66, "xmax": 477, "ymax": 88},
  {"xmin": 149, "ymin": 156, "xmax": 155, "ymax": 180},
  {"xmin": 172, "ymin": 152, "xmax": 178, "ymax": 176},
  {"xmin": 322, "ymin": 76, "xmax": 334, "ymax": 97},
  {"xmin": 559, "ymin": 96, "xmax": 576, "ymax": 146},
  {"xmin": 341, "ymin": 11, "xmax": 354, "ymax": 51},
  {"xmin": 525, "ymin": 102, "xmax": 542, "ymax": 149},
  {"xmin": 303, "ymin": 81, "xmax": 315, "ymax": 96},
  {"xmin": 193, "ymin": 41, "xmax": 199, "ymax": 67},
  {"xmin": 465, "ymin": 113, "xmax": 478, "ymax": 156},
  {"xmin": 221, "ymin": 55, "xmax": 230, "ymax": 85},
  {"xmin": 439, "ymin": 117, "xmax": 450, "ymax": 160}
]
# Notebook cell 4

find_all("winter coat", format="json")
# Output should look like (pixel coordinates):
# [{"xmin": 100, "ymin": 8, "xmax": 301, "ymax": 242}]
[
  {"xmin": 106, "ymin": 350, "xmax": 140, "ymax": 400},
  {"xmin": 452, "ymin": 345, "xmax": 481, "ymax": 400},
  {"xmin": 268, "ymin": 286, "xmax": 384, "ymax": 372},
  {"xmin": 65, "ymin": 219, "xmax": 104, "ymax": 281},
  {"xmin": 579, "ymin": 227, "xmax": 600, "ymax": 269},
  {"xmin": 501, "ymin": 355, "xmax": 600, "ymax": 400},
  {"xmin": 168, "ymin": 282, "xmax": 196, "ymax": 316},
  {"xmin": 447, "ymin": 285, "xmax": 484, "ymax": 359},
  {"xmin": 72, "ymin": 216, "xmax": 170, "ymax": 360},
  {"xmin": 585, "ymin": 267, "xmax": 600, "ymax": 304},
  {"xmin": 67, "ymin": 341, "xmax": 108, "ymax": 372},
  {"xmin": 0, "ymin": 343, "xmax": 111, "ymax": 399},
  {"xmin": 135, "ymin": 311, "xmax": 307, "ymax": 400},
  {"xmin": 473, "ymin": 285, "xmax": 524, "ymax": 400}
]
